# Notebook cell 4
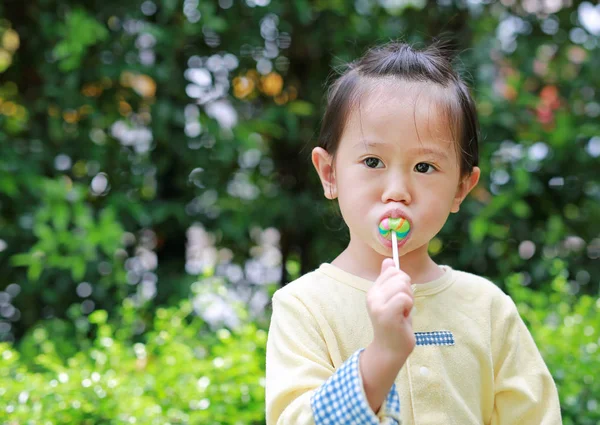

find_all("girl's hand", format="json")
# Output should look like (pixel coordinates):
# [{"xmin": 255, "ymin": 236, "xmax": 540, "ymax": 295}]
[
  {"xmin": 359, "ymin": 258, "xmax": 415, "ymax": 413},
  {"xmin": 366, "ymin": 258, "xmax": 416, "ymax": 362}
]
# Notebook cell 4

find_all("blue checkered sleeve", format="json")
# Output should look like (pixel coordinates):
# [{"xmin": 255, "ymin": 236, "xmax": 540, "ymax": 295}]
[{"xmin": 310, "ymin": 349, "xmax": 401, "ymax": 424}]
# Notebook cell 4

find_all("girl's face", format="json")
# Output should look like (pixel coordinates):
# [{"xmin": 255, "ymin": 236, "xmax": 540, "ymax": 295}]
[{"xmin": 313, "ymin": 82, "xmax": 480, "ymax": 263}]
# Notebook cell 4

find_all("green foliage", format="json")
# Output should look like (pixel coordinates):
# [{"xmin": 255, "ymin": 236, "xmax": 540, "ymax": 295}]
[
  {"xmin": 0, "ymin": 0, "xmax": 596, "ymax": 330},
  {"xmin": 507, "ymin": 260, "xmax": 600, "ymax": 425},
  {"xmin": 0, "ymin": 281, "xmax": 267, "ymax": 424},
  {"xmin": 53, "ymin": 9, "xmax": 109, "ymax": 71},
  {"xmin": 10, "ymin": 177, "xmax": 125, "ymax": 282}
]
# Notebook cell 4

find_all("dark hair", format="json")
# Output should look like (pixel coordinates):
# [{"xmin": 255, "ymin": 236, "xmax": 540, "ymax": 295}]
[{"xmin": 318, "ymin": 41, "xmax": 479, "ymax": 177}]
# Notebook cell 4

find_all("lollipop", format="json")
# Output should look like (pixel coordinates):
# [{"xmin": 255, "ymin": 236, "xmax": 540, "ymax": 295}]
[
  {"xmin": 379, "ymin": 217, "xmax": 415, "ymax": 314},
  {"xmin": 378, "ymin": 217, "xmax": 410, "ymax": 241},
  {"xmin": 379, "ymin": 217, "xmax": 410, "ymax": 270}
]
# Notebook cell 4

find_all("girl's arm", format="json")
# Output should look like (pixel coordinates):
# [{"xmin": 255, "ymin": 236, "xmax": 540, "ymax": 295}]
[
  {"xmin": 360, "ymin": 339, "xmax": 407, "ymax": 414},
  {"xmin": 491, "ymin": 295, "xmax": 562, "ymax": 424},
  {"xmin": 266, "ymin": 290, "xmax": 401, "ymax": 425}
]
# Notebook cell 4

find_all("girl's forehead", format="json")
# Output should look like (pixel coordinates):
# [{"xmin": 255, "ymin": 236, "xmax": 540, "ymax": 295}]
[
  {"xmin": 361, "ymin": 80, "xmax": 449, "ymax": 120},
  {"xmin": 343, "ymin": 81, "xmax": 457, "ymax": 151}
]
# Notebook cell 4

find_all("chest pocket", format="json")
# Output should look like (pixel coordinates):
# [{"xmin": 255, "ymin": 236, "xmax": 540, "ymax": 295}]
[{"xmin": 414, "ymin": 330, "xmax": 455, "ymax": 346}]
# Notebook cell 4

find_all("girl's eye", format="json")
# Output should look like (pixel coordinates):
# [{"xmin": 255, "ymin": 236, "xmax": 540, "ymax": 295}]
[
  {"xmin": 415, "ymin": 162, "xmax": 435, "ymax": 174},
  {"xmin": 364, "ymin": 157, "xmax": 384, "ymax": 169}
]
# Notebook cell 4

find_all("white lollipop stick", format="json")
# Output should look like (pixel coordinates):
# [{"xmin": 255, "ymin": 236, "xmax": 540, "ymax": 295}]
[
  {"xmin": 391, "ymin": 231, "xmax": 400, "ymax": 270},
  {"xmin": 391, "ymin": 230, "xmax": 416, "ymax": 315}
]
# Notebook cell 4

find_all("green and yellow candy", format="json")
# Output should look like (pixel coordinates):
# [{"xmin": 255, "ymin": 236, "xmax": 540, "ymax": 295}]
[{"xmin": 379, "ymin": 217, "xmax": 410, "ymax": 241}]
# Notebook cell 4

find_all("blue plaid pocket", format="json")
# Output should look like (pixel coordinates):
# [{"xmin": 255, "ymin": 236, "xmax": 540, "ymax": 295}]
[{"xmin": 415, "ymin": 330, "xmax": 455, "ymax": 346}]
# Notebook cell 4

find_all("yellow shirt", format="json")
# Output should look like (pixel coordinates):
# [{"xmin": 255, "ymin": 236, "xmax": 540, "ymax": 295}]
[{"xmin": 265, "ymin": 263, "xmax": 562, "ymax": 425}]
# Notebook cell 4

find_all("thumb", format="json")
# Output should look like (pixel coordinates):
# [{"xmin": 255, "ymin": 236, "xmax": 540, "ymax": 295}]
[{"xmin": 381, "ymin": 258, "xmax": 395, "ymax": 274}]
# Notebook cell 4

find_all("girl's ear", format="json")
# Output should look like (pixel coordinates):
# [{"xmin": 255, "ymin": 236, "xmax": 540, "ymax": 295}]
[
  {"xmin": 451, "ymin": 166, "xmax": 480, "ymax": 213},
  {"xmin": 311, "ymin": 147, "xmax": 337, "ymax": 199}
]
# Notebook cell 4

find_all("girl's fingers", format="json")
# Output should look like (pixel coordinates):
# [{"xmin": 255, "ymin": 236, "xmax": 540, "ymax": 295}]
[
  {"xmin": 377, "ymin": 265, "xmax": 410, "ymax": 286},
  {"xmin": 379, "ymin": 274, "xmax": 412, "ymax": 298},
  {"xmin": 383, "ymin": 291, "xmax": 414, "ymax": 318},
  {"xmin": 369, "ymin": 262, "xmax": 412, "ymax": 308},
  {"xmin": 372, "ymin": 266, "xmax": 399, "ymax": 291},
  {"xmin": 377, "ymin": 282, "xmax": 411, "ymax": 304},
  {"xmin": 379, "ymin": 258, "xmax": 396, "ymax": 275}
]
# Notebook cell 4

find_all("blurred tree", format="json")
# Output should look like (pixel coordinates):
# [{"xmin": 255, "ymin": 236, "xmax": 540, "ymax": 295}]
[{"xmin": 0, "ymin": 0, "xmax": 598, "ymax": 337}]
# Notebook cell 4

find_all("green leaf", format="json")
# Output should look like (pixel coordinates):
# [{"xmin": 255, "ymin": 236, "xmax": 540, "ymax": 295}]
[
  {"xmin": 52, "ymin": 203, "xmax": 71, "ymax": 231},
  {"xmin": 469, "ymin": 217, "xmax": 488, "ymax": 244},
  {"xmin": 511, "ymin": 200, "xmax": 531, "ymax": 218},
  {"xmin": 27, "ymin": 261, "xmax": 43, "ymax": 281},
  {"xmin": 549, "ymin": 111, "xmax": 573, "ymax": 148},
  {"xmin": 33, "ymin": 223, "xmax": 54, "ymax": 241},
  {"xmin": 288, "ymin": 100, "xmax": 314, "ymax": 116},
  {"xmin": 52, "ymin": 9, "xmax": 109, "ymax": 71},
  {"xmin": 10, "ymin": 253, "xmax": 31, "ymax": 267},
  {"xmin": 88, "ymin": 310, "xmax": 108, "ymax": 325},
  {"xmin": 71, "ymin": 257, "xmax": 86, "ymax": 281}
]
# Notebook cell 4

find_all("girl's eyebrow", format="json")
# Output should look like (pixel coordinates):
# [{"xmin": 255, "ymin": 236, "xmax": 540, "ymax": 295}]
[
  {"xmin": 354, "ymin": 140, "xmax": 449, "ymax": 161},
  {"xmin": 410, "ymin": 147, "xmax": 449, "ymax": 161},
  {"xmin": 353, "ymin": 139, "xmax": 385, "ymax": 149}
]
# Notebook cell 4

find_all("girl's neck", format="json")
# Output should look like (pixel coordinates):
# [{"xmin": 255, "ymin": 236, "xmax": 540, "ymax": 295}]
[{"xmin": 331, "ymin": 239, "xmax": 443, "ymax": 284}]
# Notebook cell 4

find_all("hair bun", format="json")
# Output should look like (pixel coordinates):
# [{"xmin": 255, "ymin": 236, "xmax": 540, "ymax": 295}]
[{"xmin": 428, "ymin": 35, "xmax": 460, "ymax": 63}]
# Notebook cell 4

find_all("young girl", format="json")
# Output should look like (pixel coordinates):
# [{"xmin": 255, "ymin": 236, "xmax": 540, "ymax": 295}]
[{"xmin": 265, "ymin": 42, "xmax": 561, "ymax": 425}]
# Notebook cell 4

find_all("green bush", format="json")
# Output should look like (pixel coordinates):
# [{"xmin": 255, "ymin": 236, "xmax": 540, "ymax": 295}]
[
  {"xmin": 2, "ymin": 266, "xmax": 598, "ymax": 424},
  {"xmin": 507, "ymin": 258, "xmax": 600, "ymax": 425},
  {"xmin": 0, "ymin": 278, "xmax": 268, "ymax": 425}
]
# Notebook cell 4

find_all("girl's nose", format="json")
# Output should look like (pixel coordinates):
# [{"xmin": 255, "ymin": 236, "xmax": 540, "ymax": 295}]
[{"xmin": 381, "ymin": 172, "xmax": 412, "ymax": 205}]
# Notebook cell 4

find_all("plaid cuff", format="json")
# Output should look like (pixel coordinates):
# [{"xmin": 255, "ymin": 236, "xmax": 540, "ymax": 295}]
[{"xmin": 310, "ymin": 349, "xmax": 401, "ymax": 425}]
